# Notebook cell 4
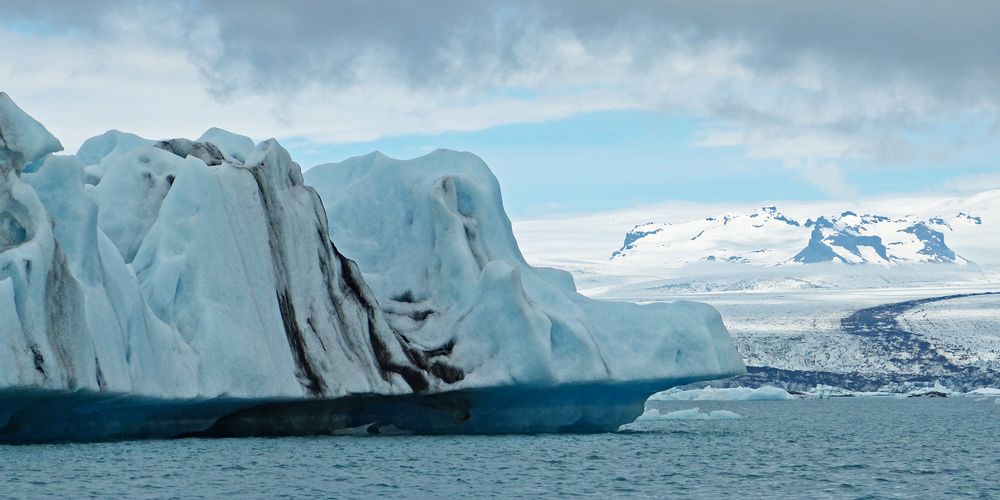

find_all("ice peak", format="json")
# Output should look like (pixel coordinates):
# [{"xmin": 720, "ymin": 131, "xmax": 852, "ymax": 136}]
[
  {"xmin": 76, "ymin": 130, "xmax": 152, "ymax": 166},
  {"xmin": 0, "ymin": 93, "xmax": 63, "ymax": 174},
  {"xmin": 197, "ymin": 128, "xmax": 255, "ymax": 163}
]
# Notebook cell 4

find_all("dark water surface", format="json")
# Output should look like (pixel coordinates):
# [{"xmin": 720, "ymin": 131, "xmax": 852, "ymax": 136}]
[{"xmin": 2, "ymin": 397, "xmax": 997, "ymax": 498}]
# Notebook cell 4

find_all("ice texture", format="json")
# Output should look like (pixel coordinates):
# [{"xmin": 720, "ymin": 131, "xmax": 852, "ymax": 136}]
[
  {"xmin": 0, "ymin": 94, "xmax": 428, "ymax": 399},
  {"xmin": 968, "ymin": 388, "xmax": 1000, "ymax": 396},
  {"xmin": 0, "ymin": 93, "xmax": 63, "ymax": 174},
  {"xmin": 649, "ymin": 385, "xmax": 796, "ymax": 401},
  {"xmin": 0, "ymin": 94, "xmax": 743, "ymax": 440},
  {"xmin": 307, "ymin": 150, "xmax": 745, "ymax": 388}
]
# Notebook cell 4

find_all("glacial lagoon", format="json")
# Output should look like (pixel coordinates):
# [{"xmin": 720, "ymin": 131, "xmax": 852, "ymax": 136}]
[{"xmin": 3, "ymin": 397, "xmax": 997, "ymax": 498}]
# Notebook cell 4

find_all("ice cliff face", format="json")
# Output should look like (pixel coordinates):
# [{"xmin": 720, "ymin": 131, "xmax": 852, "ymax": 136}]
[
  {"xmin": 0, "ymin": 93, "xmax": 743, "ymax": 403},
  {"xmin": 0, "ymin": 93, "xmax": 432, "ymax": 399}
]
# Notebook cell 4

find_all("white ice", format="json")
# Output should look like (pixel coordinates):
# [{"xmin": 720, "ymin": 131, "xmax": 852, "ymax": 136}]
[
  {"xmin": 307, "ymin": 150, "xmax": 745, "ymax": 389},
  {"xmin": 618, "ymin": 407, "xmax": 742, "ymax": 430},
  {"xmin": 967, "ymin": 388, "xmax": 1000, "ymax": 396},
  {"xmin": 0, "ymin": 93, "xmax": 744, "ymax": 401},
  {"xmin": 649, "ymin": 385, "xmax": 797, "ymax": 401}
]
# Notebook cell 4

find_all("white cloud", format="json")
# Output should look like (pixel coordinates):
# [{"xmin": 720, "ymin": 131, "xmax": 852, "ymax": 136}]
[{"xmin": 941, "ymin": 173, "xmax": 1000, "ymax": 194}]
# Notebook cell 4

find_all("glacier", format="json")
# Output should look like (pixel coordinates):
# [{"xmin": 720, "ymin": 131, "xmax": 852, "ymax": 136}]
[{"xmin": 0, "ymin": 93, "xmax": 743, "ymax": 442}]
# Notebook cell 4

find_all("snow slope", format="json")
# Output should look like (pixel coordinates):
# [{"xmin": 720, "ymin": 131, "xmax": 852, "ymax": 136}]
[
  {"xmin": 514, "ymin": 192, "xmax": 1000, "ymax": 278},
  {"xmin": 611, "ymin": 208, "xmax": 975, "ymax": 267},
  {"xmin": 0, "ymin": 93, "xmax": 743, "ymax": 407}
]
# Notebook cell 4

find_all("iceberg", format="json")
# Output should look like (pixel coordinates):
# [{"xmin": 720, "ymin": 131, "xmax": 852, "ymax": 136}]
[{"xmin": 0, "ymin": 93, "xmax": 744, "ymax": 442}]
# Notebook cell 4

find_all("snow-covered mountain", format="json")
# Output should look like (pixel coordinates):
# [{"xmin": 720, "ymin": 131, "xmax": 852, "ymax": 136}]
[
  {"xmin": 0, "ymin": 93, "xmax": 742, "ymax": 441},
  {"xmin": 611, "ymin": 206, "xmax": 980, "ymax": 267},
  {"xmin": 512, "ymin": 192, "xmax": 1000, "ymax": 393}
]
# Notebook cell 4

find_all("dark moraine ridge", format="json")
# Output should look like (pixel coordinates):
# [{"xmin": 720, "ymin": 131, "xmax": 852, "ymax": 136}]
[{"xmin": 725, "ymin": 292, "xmax": 1000, "ymax": 392}]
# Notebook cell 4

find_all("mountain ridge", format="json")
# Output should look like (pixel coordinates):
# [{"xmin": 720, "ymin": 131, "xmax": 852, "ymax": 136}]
[{"xmin": 611, "ymin": 206, "xmax": 979, "ymax": 267}]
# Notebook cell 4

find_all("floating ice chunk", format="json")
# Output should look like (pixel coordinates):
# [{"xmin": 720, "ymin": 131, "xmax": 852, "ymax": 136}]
[
  {"xmin": 904, "ymin": 382, "xmax": 953, "ymax": 398},
  {"xmin": 619, "ymin": 407, "xmax": 742, "ymax": 430},
  {"xmin": 0, "ymin": 94, "xmax": 748, "ymax": 441},
  {"xmin": 967, "ymin": 388, "xmax": 1000, "ymax": 396},
  {"xmin": 807, "ymin": 384, "xmax": 858, "ymax": 398},
  {"xmin": 649, "ymin": 385, "xmax": 796, "ymax": 401}
]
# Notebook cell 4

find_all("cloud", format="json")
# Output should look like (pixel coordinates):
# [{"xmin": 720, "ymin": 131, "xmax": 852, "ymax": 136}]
[
  {"xmin": 2, "ymin": 0, "xmax": 998, "ymax": 193},
  {"xmin": 941, "ymin": 172, "xmax": 1000, "ymax": 194}
]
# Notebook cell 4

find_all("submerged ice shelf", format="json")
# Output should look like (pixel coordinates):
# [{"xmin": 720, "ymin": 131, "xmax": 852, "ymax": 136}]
[{"xmin": 0, "ymin": 93, "xmax": 743, "ymax": 442}]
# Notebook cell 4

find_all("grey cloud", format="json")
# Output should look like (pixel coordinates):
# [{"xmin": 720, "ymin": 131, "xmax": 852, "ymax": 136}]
[
  {"xmin": 6, "ymin": 0, "xmax": 999, "ymax": 98},
  {"xmin": 198, "ymin": 1, "xmax": 1000, "ymax": 96},
  {"xmin": 4, "ymin": 0, "xmax": 999, "ymax": 166}
]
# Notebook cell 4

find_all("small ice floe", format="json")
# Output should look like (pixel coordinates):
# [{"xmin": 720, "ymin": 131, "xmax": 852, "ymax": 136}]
[
  {"xmin": 648, "ymin": 385, "xmax": 796, "ymax": 401},
  {"xmin": 967, "ymin": 388, "xmax": 1000, "ymax": 396},
  {"xmin": 618, "ymin": 407, "xmax": 742, "ymax": 431},
  {"xmin": 806, "ymin": 385, "xmax": 855, "ymax": 398},
  {"xmin": 802, "ymin": 384, "xmax": 897, "ymax": 398},
  {"xmin": 962, "ymin": 388, "xmax": 1000, "ymax": 402},
  {"xmin": 905, "ymin": 383, "xmax": 953, "ymax": 398}
]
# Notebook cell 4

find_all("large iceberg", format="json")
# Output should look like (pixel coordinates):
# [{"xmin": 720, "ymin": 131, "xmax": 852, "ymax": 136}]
[{"xmin": 0, "ymin": 93, "xmax": 743, "ymax": 442}]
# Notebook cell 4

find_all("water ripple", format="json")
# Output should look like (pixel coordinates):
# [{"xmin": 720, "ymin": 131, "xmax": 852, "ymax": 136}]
[{"xmin": 0, "ymin": 398, "xmax": 997, "ymax": 498}]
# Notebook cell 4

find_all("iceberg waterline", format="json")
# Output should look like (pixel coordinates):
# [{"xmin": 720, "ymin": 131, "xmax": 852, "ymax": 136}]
[{"xmin": 0, "ymin": 93, "xmax": 743, "ymax": 441}]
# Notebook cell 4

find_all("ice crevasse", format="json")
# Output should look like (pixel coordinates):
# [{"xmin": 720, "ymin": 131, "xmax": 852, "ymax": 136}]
[{"xmin": 0, "ymin": 93, "xmax": 744, "ymax": 440}]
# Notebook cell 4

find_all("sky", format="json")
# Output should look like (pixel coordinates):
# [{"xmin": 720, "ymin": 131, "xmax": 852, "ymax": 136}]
[{"xmin": 2, "ymin": 0, "xmax": 999, "ymax": 218}]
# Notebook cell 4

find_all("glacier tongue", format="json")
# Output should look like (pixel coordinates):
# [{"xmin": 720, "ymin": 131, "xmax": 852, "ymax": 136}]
[{"xmin": 0, "ymin": 94, "xmax": 743, "ymax": 440}]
